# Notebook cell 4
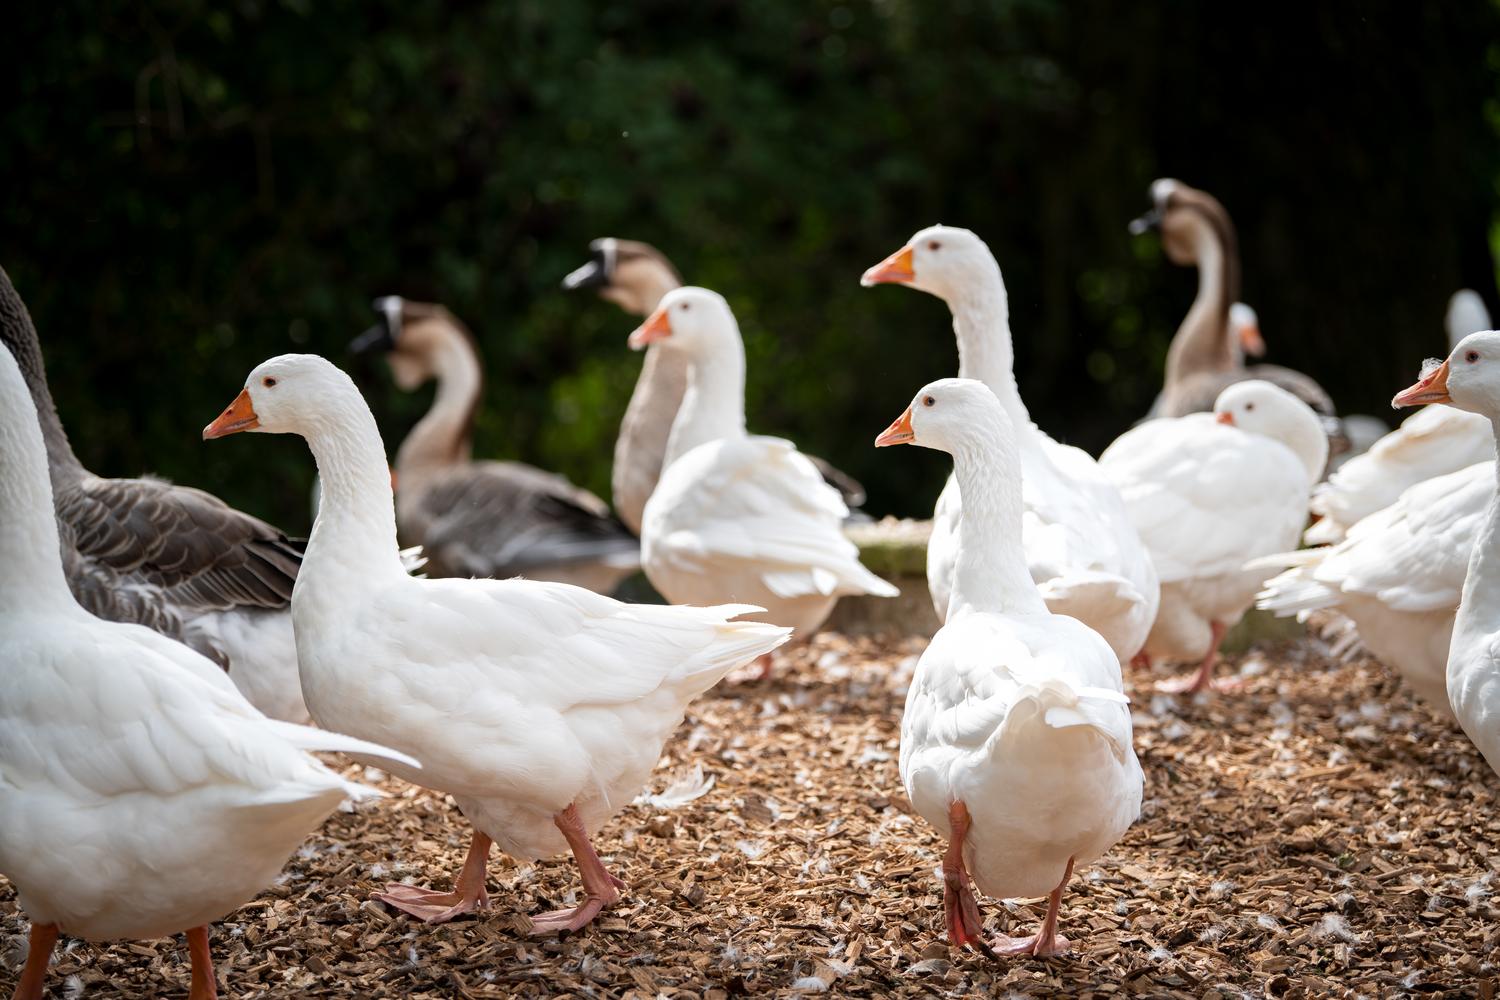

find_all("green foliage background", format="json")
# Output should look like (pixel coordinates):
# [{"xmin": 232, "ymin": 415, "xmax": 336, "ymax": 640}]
[{"xmin": 4, "ymin": 1, "xmax": 1498, "ymax": 532}]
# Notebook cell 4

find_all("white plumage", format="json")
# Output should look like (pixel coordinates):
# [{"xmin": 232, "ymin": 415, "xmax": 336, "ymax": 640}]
[
  {"xmin": 0, "ymin": 341, "xmax": 411, "ymax": 998},
  {"xmin": 1257, "ymin": 460, "xmax": 1489, "ymax": 714},
  {"xmin": 1099, "ymin": 381, "xmax": 1327, "ymax": 691},
  {"xmin": 862, "ymin": 225, "xmax": 1157, "ymax": 661},
  {"xmin": 634, "ymin": 288, "xmax": 896, "ymax": 643},
  {"xmin": 203, "ymin": 352, "xmax": 790, "ymax": 932},
  {"xmin": 879, "ymin": 377, "xmax": 1140, "ymax": 958}
]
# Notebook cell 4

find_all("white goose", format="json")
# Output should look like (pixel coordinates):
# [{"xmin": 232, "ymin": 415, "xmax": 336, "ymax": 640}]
[
  {"xmin": 862, "ymin": 225, "xmax": 1158, "ymax": 661},
  {"xmin": 561, "ymin": 238, "xmax": 866, "ymax": 532},
  {"xmin": 1256, "ymin": 459, "xmax": 1488, "ymax": 714},
  {"xmin": 0, "ymin": 343, "xmax": 414, "ymax": 1000},
  {"xmin": 1390, "ymin": 334, "xmax": 1500, "ymax": 774},
  {"xmin": 1099, "ymin": 381, "xmax": 1327, "ymax": 692},
  {"xmin": 1304, "ymin": 291, "xmax": 1494, "ymax": 544},
  {"xmin": 202, "ymin": 353, "xmax": 790, "ymax": 931},
  {"xmin": 631, "ymin": 287, "xmax": 896, "ymax": 669},
  {"xmin": 875, "ymin": 378, "xmax": 1141, "ymax": 958}
]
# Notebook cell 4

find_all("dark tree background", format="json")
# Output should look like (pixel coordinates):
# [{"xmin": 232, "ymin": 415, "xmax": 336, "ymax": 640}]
[{"xmin": 4, "ymin": 1, "xmax": 1497, "ymax": 532}]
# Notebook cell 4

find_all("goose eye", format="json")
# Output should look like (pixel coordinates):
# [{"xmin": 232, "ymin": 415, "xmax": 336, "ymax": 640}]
[
  {"xmin": 263, "ymin": 377, "xmax": 278, "ymax": 388},
  {"xmin": 1467, "ymin": 350, "xmax": 1480, "ymax": 363},
  {"xmin": 922, "ymin": 395, "xmax": 936, "ymax": 407},
  {"xmin": 680, "ymin": 303, "xmax": 691, "ymax": 312},
  {"xmin": 927, "ymin": 241, "xmax": 941, "ymax": 252},
  {"xmin": 1245, "ymin": 401, "xmax": 1254, "ymax": 411}
]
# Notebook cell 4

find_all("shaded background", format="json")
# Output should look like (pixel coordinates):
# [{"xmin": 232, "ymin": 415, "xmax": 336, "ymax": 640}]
[{"xmin": 5, "ymin": 0, "xmax": 1498, "ymax": 532}]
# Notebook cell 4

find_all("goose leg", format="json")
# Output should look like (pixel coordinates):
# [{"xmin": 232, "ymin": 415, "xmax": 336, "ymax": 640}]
[
  {"xmin": 186, "ymin": 926, "xmax": 219, "ymax": 1000},
  {"xmin": 1155, "ymin": 621, "xmax": 1234, "ymax": 693},
  {"xmin": 993, "ymin": 857, "xmax": 1075, "ymax": 957},
  {"xmin": 528, "ymin": 804, "xmax": 626, "ymax": 935},
  {"xmin": 941, "ymin": 802, "xmax": 997, "ymax": 960},
  {"xmin": 1129, "ymin": 651, "xmax": 1152, "ymax": 671},
  {"xmin": 10, "ymin": 922, "xmax": 58, "ymax": 1000},
  {"xmin": 374, "ymin": 831, "xmax": 493, "ymax": 923},
  {"xmin": 729, "ymin": 651, "xmax": 777, "ymax": 683}
]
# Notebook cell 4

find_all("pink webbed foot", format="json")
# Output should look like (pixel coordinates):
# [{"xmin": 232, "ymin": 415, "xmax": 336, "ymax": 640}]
[
  {"xmin": 374, "ymin": 831, "xmax": 493, "ymax": 924},
  {"xmin": 374, "ymin": 881, "xmax": 491, "ymax": 923},
  {"xmin": 992, "ymin": 857, "xmax": 1076, "ymax": 959},
  {"xmin": 528, "ymin": 803, "xmax": 626, "ymax": 936},
  {"xmin": 991, "ymin": 930, "xmax": 1073, "ymax": 957}
]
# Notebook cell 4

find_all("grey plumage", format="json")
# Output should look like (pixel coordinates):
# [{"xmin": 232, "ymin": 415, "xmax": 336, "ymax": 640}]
[{"xmin": 0, "ymin": 266, "xmax": 302, "ymax": 668}]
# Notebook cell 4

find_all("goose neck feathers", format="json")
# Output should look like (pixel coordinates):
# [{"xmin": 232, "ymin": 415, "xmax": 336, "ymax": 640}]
[
  {"xmin": 1160, "ymin": 187, "xmax": 1240, "ymax": 386},
  {"xmin": 387, "ymin": 308, "xmax": 484, "ymax": 486},
  {"xmin": 894, "ymin": 227, "xmax": 1031, "ymax": 430},
  {"xmin": 907, "ymin": 378, "xmax": 1046, "ymax": 619},
  {"xmin": 0, "ymin": 267, "xmax": 85, "ymax": 487},
  {"xmin": 0, "ymin": 342, "xmax": 75, "ymax": 611},
  {"xmin": 647, "ymin": 288, "xmax": 749, "ymax": 466},
  {"xmin": 235, "ymin": 354, "xmax": 405, "ymax": 580}
]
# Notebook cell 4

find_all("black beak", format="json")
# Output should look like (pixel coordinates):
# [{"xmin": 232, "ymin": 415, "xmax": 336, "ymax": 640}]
[
  {"xmin": 1128, "ymin": 207, "xmax": 1163, "ymax": 235},
  {"xmin": 349, "ymin": 323, "xmax": 394, "ymax": 354},
  {"xmin": 349, "ymin": 296, "xmax": 402, "ymax": 354},
  {"xmin": 561, "ymin": 256, "xmax": 608, "ymax": 291},
  {"xmin": 561, "ymin": 239, "xmax": 618, "ymax": 292}
]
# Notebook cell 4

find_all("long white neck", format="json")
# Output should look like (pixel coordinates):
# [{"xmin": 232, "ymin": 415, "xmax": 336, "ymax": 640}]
[
  {"xmin": 946, "ymin": 410, "xmax": 1048, "ymax": 619},
  {"xmin": 302, "ymin": 393, "xmax": 408, "ymax": 583},
  {"xmin": 945, "ymin": 272, "xmax": 1035, "ymax": 445},
  {"xmin": 664, "ymin": 342, "xmax": 747, "ymax": 467},
  {"xmin": 1165, "ymin": 221, "xmax": 1235, "ymax": 385},
  {"xmin": 0, "ymin": 362, "xmax": 77, "ymax": 614},
  {"xmin": 393, "ymin": 325, "xmax": 481, "ymax": 484}
]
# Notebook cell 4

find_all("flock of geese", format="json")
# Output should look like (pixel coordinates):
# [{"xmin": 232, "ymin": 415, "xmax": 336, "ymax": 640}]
[{"xmin": 3, "ymin": 176, "xmax": 1500, "ymax": 997}]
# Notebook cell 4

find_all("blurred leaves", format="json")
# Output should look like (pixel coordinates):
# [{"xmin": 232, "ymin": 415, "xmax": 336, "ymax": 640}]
[{"xmin": 1, "ymin": 0, "xmax": 1498, "ymax": 532}]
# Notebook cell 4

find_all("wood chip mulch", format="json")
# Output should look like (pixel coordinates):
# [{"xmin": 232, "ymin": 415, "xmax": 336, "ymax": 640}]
[{"xmin": 3, "ymin": 633, "xmax": 1498, "ymax": 999}]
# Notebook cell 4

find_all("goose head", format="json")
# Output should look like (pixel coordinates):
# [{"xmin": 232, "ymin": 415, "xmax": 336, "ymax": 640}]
[
  {"xmin": 1230, "ymin": 302, "xmax": 1266, "ymax": 359},
  {"xmin": 1394, "ymin": 330, "xmax": 1500, "ymax": 418},
  {"xmin": 874, "ymin": 377, "xmax": 1004, "ymax": 454},
  {"xmin": 860, "ymin": 225, "xmax": 1000, "ymax": 301},
  {"xmin": 349, "ymin": 296, "xmax": 475, "ymax": 391},
  {"xmin": 1213, "ymin": 380, "xmax": 1328, "ymax": 481},
  {"xmin": 204, "ymin": 353, "xmax": 360, "ymax": 440},
  {"xmin": 1129, "ymin": 178, "xmax": 1235, "ymax": 268},
  {"xmin": 627, "ymin": 286, "xmax": 739, "ymax": 359},
  {"xmin": 562, "ymin": 238, "xmax": 683, "ymax": 317}
]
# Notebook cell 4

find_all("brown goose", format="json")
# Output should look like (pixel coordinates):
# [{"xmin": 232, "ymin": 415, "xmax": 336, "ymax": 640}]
[
  {"xmin": 0, "ymin": 265, "xmax": 310, "ymax": 722},
  {"xmin": 562, "ymin": 238, "xmax": 867, "ymax": 534},
  {"xmin": 351, "ymin": 297, "xmax": 639, "ymax": 593},
  {"xmin": 1130, "ymin": 179, "xmax": 1340, "ymax": 431}
]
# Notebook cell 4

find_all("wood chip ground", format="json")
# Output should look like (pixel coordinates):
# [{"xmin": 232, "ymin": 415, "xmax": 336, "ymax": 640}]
[{"xmin": 3, "ymin": 633, "xmax": 1498, "ymax": 998}]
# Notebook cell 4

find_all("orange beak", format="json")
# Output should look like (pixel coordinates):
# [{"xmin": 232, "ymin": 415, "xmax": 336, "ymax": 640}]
[
  {"xmin": 1215, "ymin": 411, "xmax": 1235, "ymax": 426},
  {"xmin": 874, "ymin": 406, "xmax": 915, "ymax": 447},
  {"xmin": 1392, "ymin": 359, "xmax": 1452, "ymax": 408},
  {"xmin": 860, "ymin": 245, "xmax": 916, "ymax": 287},
  {"xmin": 628, "ymin": 306, "xmax": 672, "ymax": 350},
  {"xmin": 203, "ymin": 388, "xmax": 259, "ymax": 440},
  {"xmin": 1238, "ymin": 322, "xmax": 1267, "ymax": 358}
]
